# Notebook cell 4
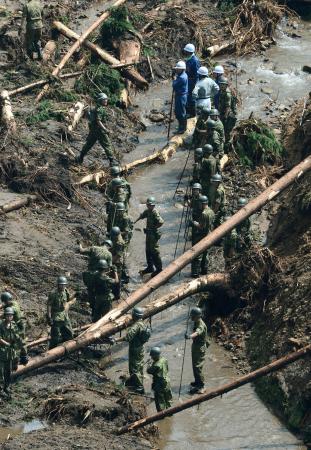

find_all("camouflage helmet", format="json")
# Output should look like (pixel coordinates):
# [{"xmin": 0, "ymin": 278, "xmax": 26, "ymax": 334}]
[
  {"xmin": 203, "ymin": 144, "xmax": 213, "ymax": 155},
  {"xmin": 202, "ymin": 106, "xmax": 211, "ymax": 115},
  {"xmin": 192, "ymin": 183, "xmax": 202, "ymax": 190},
  {"xmin": 1, "ymin": 292, "xmax": 12, "ymax": 303},
  {"xmin": 150, "ymin": 346, "xmax": 161, "ymax": 358},
  {"xmin": 210, "ymin": 109, "xmax": 219, "ymax": 117},
  {"xmin": 4, "ymin": 307, "xmax": 14, "ymax": 316},
  {"xmin": 111, "ymin": 226, "xmax": 121, "ymax": 236},
  {"xmin": 112, "ymin": 178, "xmax": 124, "ymax": 188},
  {"xmin": 194, "ymin": 147, "xmax": 203, "ymax": 157},
  {"xmin": 104, "ymin": 239, "xmax": 113, "ymax": 248},
  {"xmin": 207, "ymin": 118, "xmax": 216, "ymax": 129},
  {"xmin": 57, "ymin": 276, "xmax": 68, "ymax": 285},
  {"xmin": 116, "ymin": 202, "xmax": 125, "ymax": 211},
  {"xmin": 110, "ymin": 166, "xmax": 121, "ymax": 177},
  {"xmin": 97, "ymin": 259, "xmax": 108, "ymax": 270},
  {"xmin": 238, "ymin": 197, "xmax": 247, "ymax": 207},
  {"xmin": 211, "ymin": 173, "xmax": 222, "ymax": 183},
  {"xmin": 97, "ymin": 92, "xmax": 108, "ymax": 103},
  {"xmin": 132, "ymin": 306, "xmax": 144, "ymax": 319},
  {"xmin": 190, "ymin": 306, "xmax": 202, "ymax": 318},
  {"xmin": 218, "ymin": 77, "xmax": 228, "ymax": 85},
  {"xmin": 199, "ymin": 195, "xmax": 208, "ymax": 204},
  {"xmin": 146, "ymin": 197, "xmax": 156, "ymax": 206}
]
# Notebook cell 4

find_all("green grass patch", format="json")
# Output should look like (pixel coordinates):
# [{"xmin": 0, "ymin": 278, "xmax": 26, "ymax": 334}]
[{"xmin": 26, "ymin": 100, "xmax": 65, "ymax": 125}]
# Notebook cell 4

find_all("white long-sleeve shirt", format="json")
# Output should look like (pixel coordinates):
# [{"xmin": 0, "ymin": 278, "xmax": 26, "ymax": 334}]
[{"xmin": 192, "ymin": 77, "xmax": 219, "ymax": 102}]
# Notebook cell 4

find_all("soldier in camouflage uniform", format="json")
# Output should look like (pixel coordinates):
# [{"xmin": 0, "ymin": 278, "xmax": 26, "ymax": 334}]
[
  {"xmin": 147, "ymin": 347, "xmax": 173, "ymax": 411},
  {"xmin": 192, "ymin": 107, "xmax": 210, "ymax": 148},
  {"xmin": 1, "ymin": 292, "xmax": 27, "ymax": 362},
  {"xmin": 210, "ymin": 109, "xmax": 225, "ymax": 150},
  {"xmin": 0, "ymin": 308, "xmax": 26, "ymax": 397},
  {"xmin": 106, "ymin": 179, "xmax": 128, "ymax": 233},
  {"xmin": 192, "ymin": 148, "xmax": 203, "ymax": 184},
  {"xmin": 20, "ymin": 0, "xmax": 43, "ymax": 60},
  {"xmin": 236, "ymin": 197, "xmax": 252, "ymax": 252},
  {"xmin": 200, "ymin": 144, "xmax": 217, "ymax": 196},
  {"xmin": 135, "ymin": 197, "xmax": 164, "ymax": 277},
  {"xmin": 47, "ymin": 276, "xmax": 73, "ymax": 349},
  {"xmin": 208, "ymin": 173, "xmax": 227, "ymax": 227},
  {"xmin": 185, "ymin": 307, "xmax": 208, "ymax": 394},
  {"xmin": 218, "ymin": 77, "xmax": 237, "ymax": 142},
  {"xmin": 205, "ymin": 119, "xmax": 224, "ymax": 173},
  {"xmin": 184, "ymin": 182, "xmax": 202, "ymax": 247},
  {"xmin": 106, "ymin": 166, "xmax": 132, "ymax": 206},
  {"xmin": 190, "ymin": 195, "xmax": 215, "ymax": 277},
  {"xmin": 113, "ymin": 202, "xmax": 133, "ymax": 248},
  {"xmin": 111, "ymin": 226, "xmax": 126, "ymax": 299},
  {"xmin": 92, "ymin": 260, "xmax": 118, "ymax": 321},
  {"xmin": 222, "ymin": 215, "xmax": 238, "ymax": 264},
  {"xmin": 112, "ymin": 307, "xmax": 150, "ymax": 393},
  {"xmin": 77, "ymin": 93, "xmax": 117, "ymax": 165}
]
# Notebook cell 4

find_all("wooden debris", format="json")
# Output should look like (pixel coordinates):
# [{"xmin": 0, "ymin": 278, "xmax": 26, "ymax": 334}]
[
  {"xmin": 206, "ymin": 40, "xmax": 235, "ymax": 57},
  {"xmin": 67, "ymin": 101, "xmax": 85, "ymax": 133},
  {"xmin": 0, "ymin": 90, "xmax": 17, "ymax": 133},
  {"xmin": 42, "ymin": 40, "xmax": 57, "ymax": 63},
  {"xmin": 0, "ymin": 195, "xmax": 37, "ymax": 215}
]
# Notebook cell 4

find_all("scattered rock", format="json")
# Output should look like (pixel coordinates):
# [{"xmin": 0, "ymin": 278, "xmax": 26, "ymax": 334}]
[
  {"xmin": 148, "ymin": 110, "xmax": 165, "ymax": 122},
  {"xmin": 302, "ymin": 65, "xmax": 311, "ymax": 74},
  {"xmin": 261, "ymin": 87, "xmax": 273, "ymax": 95},
  {"xmin": 291, "ymin": 33, "xmax": 301, "ymax": 39}
]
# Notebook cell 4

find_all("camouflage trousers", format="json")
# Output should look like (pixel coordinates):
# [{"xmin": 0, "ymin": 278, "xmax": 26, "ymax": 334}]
[
  {"xmin": 154, "ymin": 386, "xmax": 173, "ymax": 412},
  {"xmin": 50, "ymin": 318, "xmax": 73, "ymax": 349},
  {"xmin": 191, "ymin": 346, "xmax": 206, "ymax": 387},
  {"xmin": 126, "ymin": 346, "xmax": 144, "ymax": 390},
  {"xmin": 25, "ymin": 27, "xmax": 42, "ymax": 59}
]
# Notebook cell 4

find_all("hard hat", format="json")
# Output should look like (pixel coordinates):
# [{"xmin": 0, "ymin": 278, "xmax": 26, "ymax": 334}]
[
  {"xmin": 192, "ymin": 183, "xmax": 202, "ymax": 190},
  {"xmin": 97, "ymin": 259, "xmax": 108, "ymax": 270},
  {"xmin": 190, "ymin": 306, "xmax": 202, "ymax": 317},
  {"xmin": 116, "ymin": 202, "xmax": 125, "ymax": 211},
  {"xmin": 183, "ymin": 43, "xmax": 195, "ymax": 53},
  {"xmin": 194, "ymin": 147, "xmax": 203, "ymax": 157},
  {"xmin": 150, "ymin": 346, "xmax": 161, "ymax": 357},
  {"xmin": 203, "ymin": 144, "xmax": 213, "ymax": 154},
  {"xmin": 199, "ymin": 195, "xmax": 208, "ymax": 204},
  {"xmin": 57, "ymin": 276, "xmax": 68, "ymax": 285},
  {"xmin": 111, "ymin": 226, "xmax": 121, "ymax": 236},
  {"xmin": 210, "ymin": 109, "xmax": 219, "ymax": 116},
  {"xmin": 4, "ymin": 307, "xmax": 14, "ymax": 316},
  {"xmin": 211, "ymin": 173, "xmax": 222, "ymax": 183},
  {"xmin": 213, "ymin": 65, "xmax": 224, "ymax": 75},
  {"xmin": 146, "ymin": 196, "xmax": 156, "ymax": 206},
  {"xmin": 174, "ymin": 61, "xmax": 186, "ymax": 70},
  {"xmin": 1, "ymin": 292, "xmax": 12, "ymax": 303},
  {"xmin": 207, "ymin": 118, "xmax": 216, "ymax": 129},
  {"xmin": 132, "ymin": 306, "xmax": 144, "ymax": 319},
  {"xmin": 104, "ymin": 239, "xmax": 113, "ymax": 248},
  {"xmin": 110, "ymin": 166, "xmax": 121, "ymax": 177},
  {"xmin": 218, "ymin": 77, "xmax": 228, "ymax": 85},
  {"xmin": 97, "ymin": 92, "xmax": 108, "ymax": 102},
  {"xmin": 197, "ymin": 67, "xmax": 209, "ymax": 76},
  {"xmin": 238, "ymin": 197, "xmax": 247, "ymax": 207}
]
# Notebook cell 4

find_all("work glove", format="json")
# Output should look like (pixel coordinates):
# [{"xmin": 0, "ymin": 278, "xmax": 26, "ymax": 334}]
[
  {"xmin": 19, "ymin": 354, "xmax": 29, "ymax": 366},
  {"xmin": 185, "ymin": 333, "xmax": 191, "ymax": 340}
]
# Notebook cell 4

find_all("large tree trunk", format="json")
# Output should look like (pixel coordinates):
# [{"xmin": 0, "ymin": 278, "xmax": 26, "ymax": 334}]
[
  {"xmin": 53, "ymin": 21, "xmax": 148, "ymax": 89},
  {"xmin": 35, "ymin": 0, "xmax": 129, "ymax": 103},
  {"xmin": 118, "ymin": 344, "xmax": 311, "ymax": 434},
  {"xmin": 206, "ymin": 40, "xmax": 235, "ymax": 57},
  {"xmin": 0, "ymin": 90, "xmax": 16, "ymax": 133}
]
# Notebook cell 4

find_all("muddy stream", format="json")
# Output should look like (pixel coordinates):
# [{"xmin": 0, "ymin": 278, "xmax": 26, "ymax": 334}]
[{"xmin": 105, "ymin": 21, "xmax": 311, "ymax": 450}]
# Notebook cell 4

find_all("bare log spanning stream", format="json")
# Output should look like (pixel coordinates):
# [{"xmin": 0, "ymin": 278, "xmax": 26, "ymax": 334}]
[
  {"xmin": 118, "ymin": 344, "xmax": 311, "ymax": 434},
  {"xmin": 14, "ymin": 155, "xmax": 311, "ymax": 376}
]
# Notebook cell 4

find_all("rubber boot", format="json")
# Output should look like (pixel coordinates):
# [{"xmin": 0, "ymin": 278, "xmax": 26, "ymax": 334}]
[
  {"xmin": 140, "ymin": 250, "xmax": 154, "ymax": 275},
  {"xmin": 151, "ymin": 255, "xmax": 162, "ymax": 278}
]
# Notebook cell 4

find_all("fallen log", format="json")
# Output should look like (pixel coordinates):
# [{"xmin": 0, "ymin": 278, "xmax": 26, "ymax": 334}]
[
  {"xmin": 42, "ymin": 40, "xmax": 57, "ymax": 63},
  {"xmin": 0, "ymin": 90, "xmax": 16, "ymax": 133},
  {"xmin": 75, "ymin": 118, "xmax": 197, "ymax": 186},
  {"xmin": 7, "ymin": 71, "xmax": 83, "ymax": 97},
  {"xmin": 27, "ymin": 323, "xmax": 90, "ymax": 349},
  {"xmin": 206, "ymin": 40, "xmax": 235, "ymax": 57},
  {"xmin": 14, "ymin": 155, "xmax": 311, "ymax": 376},
  {"xmin": 119, "ymin": 88, "xmax": 130, "ymax": 109},
  {"xmin": 35, "ymin": 0, "xmax": 128, "ymax": 103},
  {"xmin": 53, "ymin": 21, "xmax": 148, "ymax": 89},
  {"xmin": 16, "ymin": 273, "xmax": 227, "ymax": 375},
  {"xmin": 0, "ymin": 195, "xmax": 37, "ymax": 215},
  {"xmin": 67, "ymin": 101, "xmax": 85, "ymax": 133},
  {"xmin": 118, "ymin": 344, "xmax": 311, "ymax": 434}
]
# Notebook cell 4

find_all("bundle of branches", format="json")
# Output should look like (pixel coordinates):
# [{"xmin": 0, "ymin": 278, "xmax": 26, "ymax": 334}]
[
  {"xmin": 98, "ymin": 6, "xmax": 137, "ymax": 51},
  {"xmin": 75, "ymin": 63, "xmax": 124, "ymax": 105},
  {"xmin": 231, "ymin": 117, "xmax": 284, "ymax": 167},
  {"xmin": 230, "ymin": 0, "xmax": 295, "ymax": 55}
]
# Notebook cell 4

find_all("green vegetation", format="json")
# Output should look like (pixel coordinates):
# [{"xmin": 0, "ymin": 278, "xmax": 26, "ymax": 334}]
[
  {"xmin": 75, "ymin": 63, "xmax": 124, "ymax": 105},
  {"xmin": 99, "ymin": 6, "xmax": 135, "ymax": 51},
  {"xmin": 26, "ymin": 100, "xmax": 65, "ymax": 125},
  {"xmin": 48, "ymin": 87, "xmax": 79, "ymax": 103}
]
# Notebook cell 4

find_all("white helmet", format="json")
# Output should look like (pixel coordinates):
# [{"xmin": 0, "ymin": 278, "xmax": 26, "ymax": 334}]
[
  {"xmin": 197, "ymin": 66, "xmax": 209, "ymax": 76},
  {"xmin": 213, "ymin": 65, "xmax": 224, "ymax": 75},
  {"xmin": 183, "ymin": 43, "xmax": 195, "ymax": 53},
  {"xmin": 174, "ymin": 61, "xmax": 186, "ymax": 70}
]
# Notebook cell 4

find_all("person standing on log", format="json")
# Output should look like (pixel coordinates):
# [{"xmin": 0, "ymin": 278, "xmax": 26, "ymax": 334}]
[
  {"xmin": 110, "ymin": 306, "xmax": 151, "ymax": 394},
  {"xmin": 190, "ymin": 195, "xmax": 215, "ymax": 277},
  {"xmin": 147, "ymin": 347, "xmax": 173, "ymax": 411},
  {"xmin": 172, "ymin": 61, "xmax": 188, "ymax": 134},
  {"xmin": 47, "ymin": 276, "xmax": 74, "ymax": 349},
  {"xmin": 200, "ymin": 144, "xmax": 217, "ymax": 196},
  {"xmin": 91, "ymin": 259, "xmax": 118, "ymax": 321},
  {"xmin": 135, "ymin": 197, "xmax": 164, "ymax": 277},
  {"xmin": 76, "ymin": 93, "xmax": 118, "ymax": 166},
  {"xmin": 185, "ymin": 307, "xmax": 208, "ymax": 394},
  {"xmin": 212, "ymin": 65, "xmax": 225, "ymax": 109},
  {"xmin": 20, "ymin": 0, "xmax": 43, "ymax": 60},
  {"xmin": 0, "ymin": 307, "xmax": 26, "ymax": 398},
  {"xmin": 208, "ymin": 173, "xmax": 227, "ymax": 227},
  {"xmin": 183, "ymin": 43, "xmax": 201, "ymax": 118},
  {"xmin": 192, "ymin": 67, "xmax": 219, "ymax": 113}
]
